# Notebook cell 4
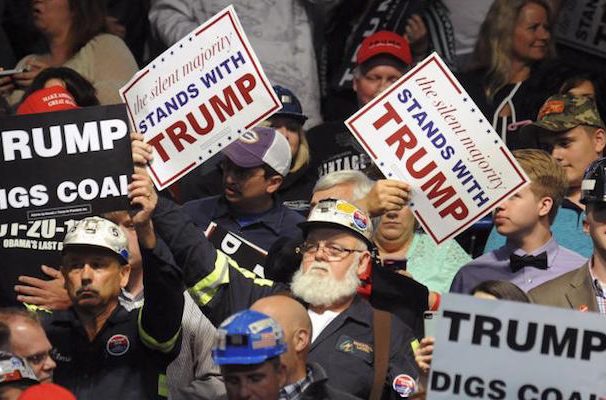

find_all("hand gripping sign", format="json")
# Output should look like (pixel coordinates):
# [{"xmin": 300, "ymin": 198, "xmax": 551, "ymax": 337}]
[
  {"xmin": 120, "ymin": 5, "xmax": 280, "ymax": 190},
  {"xmin": 345, "ymin": 53, "xmax": 529, "ymax": 244}
]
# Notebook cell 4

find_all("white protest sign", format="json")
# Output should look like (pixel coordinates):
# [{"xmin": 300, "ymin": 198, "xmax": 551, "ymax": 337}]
[
  {"xmin": 345, "ymin": 53, "xmax": 529, "ymax": 244},
  {"xmin": 120, "ymin": 5, "xmax": 280, "ymax": 190},
  {"xmin": 428, "ymin": 293, "xmax": 606, "ymax": 400},
  {"xmin": 556, "ymin": 0, "xmax": 606, "ymax": 59}
]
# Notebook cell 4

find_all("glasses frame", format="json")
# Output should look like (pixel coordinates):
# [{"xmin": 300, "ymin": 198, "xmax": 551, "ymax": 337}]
[{"xmin": 296, "ymin": 240, "xmax": 364, "ymax": 262}]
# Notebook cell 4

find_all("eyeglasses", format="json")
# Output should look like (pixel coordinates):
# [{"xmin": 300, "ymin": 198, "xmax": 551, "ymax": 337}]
[{"xmin": 296, "ymin": 241, "xmax": 364, "ymax": 262}]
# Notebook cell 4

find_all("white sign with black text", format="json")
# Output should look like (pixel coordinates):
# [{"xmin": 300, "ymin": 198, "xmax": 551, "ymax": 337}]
[{"xmin": 428, "ymin": 293, "xmax": 606, "ymax": 400}]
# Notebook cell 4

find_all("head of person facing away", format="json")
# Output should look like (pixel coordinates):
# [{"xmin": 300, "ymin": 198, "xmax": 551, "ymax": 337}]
[
  {"xmin": 292, "ymin": 199, "xmax": 373, "ymax": 313},
  {"xmin": 580, "ymin": 157, "xmax": 606, "ymax": 257},
  {"xmin": 220, "ymin": 126, "xmax": 292, "ymax": 215},
  {"xmin": 471, "ymin": 280, "xmax": 530, "ymax": 302},
  {"xmin": 212, "ymin": 309, "xmax": 287, "ymax": 400},
  {"xmin": 60, "ymin": 217, "xmax": 131, "ymax": 329},
  {"xmin": 493, "ymin": 149, "xmax": 567, "ymax": 251},
  {"xmin": 353, "ymin": 30, "xmax": 413, "ymax": 107},
  {"xmin": 250, "ymin": 295, "xmax": 311, "ymax": 386},
  {"xmin": 523, "ymin": 94, "xmax": 606, "ymax": 207},
  {"xmin": 0, "ymin": 309, "xmax": 56, "ymax": 383}
]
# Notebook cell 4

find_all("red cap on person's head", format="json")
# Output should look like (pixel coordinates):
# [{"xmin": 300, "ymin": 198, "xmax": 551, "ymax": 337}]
[
  {"xmin": 18, "ymin": 383, "xmax": 77, "ymax": 400},
  {"xmin": 16, "ymin": 85, "xmax": 79, "ymax": 115},
  {"xmin": 356, "ymin": 30, "xmax": 413, "ymax": 67}
]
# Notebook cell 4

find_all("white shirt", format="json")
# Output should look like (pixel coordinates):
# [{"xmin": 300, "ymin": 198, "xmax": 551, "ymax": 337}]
[{"xmin": 308, "ymin": 309, "xmax": 340, "ymax": 343}]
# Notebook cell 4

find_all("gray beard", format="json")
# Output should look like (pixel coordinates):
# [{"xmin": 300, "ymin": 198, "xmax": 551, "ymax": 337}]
[{"xmin": 290, "ymin": 256, "xmax": 361, "ymax": 308}]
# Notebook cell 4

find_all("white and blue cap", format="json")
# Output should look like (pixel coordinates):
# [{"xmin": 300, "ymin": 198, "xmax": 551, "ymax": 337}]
[
  {"xmin": 298, "ymin": 199, "xmax": 373, "ymax": 247},
  {"xmin": 0, "ymin": 352, "xmax": 38, "ymax": 385},
  {"xmin": 213, "ymin": 309, "xmax": 287, "ymax": 365},
  {"xmin": 62, "ymin": 216, "xmax": 129, "ymax": 264},
  {"xmin": 222, "ymin": 126, "xmax": 292, "ymax": 176}
]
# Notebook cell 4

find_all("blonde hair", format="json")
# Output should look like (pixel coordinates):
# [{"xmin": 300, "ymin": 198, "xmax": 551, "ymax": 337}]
[
  {"xmin": 291, "ymin": 128, "xmax": 310, "ymax": 173},
  {"xmin": 513, "ymin": 149, "xmax": 568, "ymax": 223},
  {"xmin": 471, "ymin": 0, "xmax": 555, "ymax": 101}
]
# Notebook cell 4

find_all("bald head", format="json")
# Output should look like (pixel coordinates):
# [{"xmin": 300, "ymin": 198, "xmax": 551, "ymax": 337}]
[
  {"xmin": 251, "ymin": 295, "xmax": 311, "ymax": 336},
  {"xmin": 251, "ymin": 295, "xmax": 311, "ymax": 384}
]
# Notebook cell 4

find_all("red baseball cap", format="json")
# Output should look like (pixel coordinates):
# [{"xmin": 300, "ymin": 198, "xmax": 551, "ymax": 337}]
[
  {"xmin": 18, "ymin": 383, "xmax": 76, "ymax": 400},
  {"xmin": 16, "ymin": 85, "xmax": 79, "ymax": 115},
  {"xmin": 356, "ymin": 30, "xmax": 412, "ymax": 67}
]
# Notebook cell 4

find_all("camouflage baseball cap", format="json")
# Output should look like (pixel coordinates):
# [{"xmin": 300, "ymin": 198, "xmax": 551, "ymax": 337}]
[{"xmin": 522, "ymin": 94, "xmax": 605, "ymax": 137}]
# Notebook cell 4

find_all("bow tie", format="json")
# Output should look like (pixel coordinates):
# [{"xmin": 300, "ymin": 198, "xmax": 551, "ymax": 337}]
[{"xmin": 509, "ymin": 252, "xmax": 548, "ymax": 273}]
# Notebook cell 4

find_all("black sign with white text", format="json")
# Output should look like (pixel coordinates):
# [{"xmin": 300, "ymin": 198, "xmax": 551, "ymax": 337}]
[
  {"xmin": 0, "ymin": 104, "xmax": 133, "ymax": 306},
  {"xmin": 0, "ymin": 104, "xmax": 133, "ymax": 222}
]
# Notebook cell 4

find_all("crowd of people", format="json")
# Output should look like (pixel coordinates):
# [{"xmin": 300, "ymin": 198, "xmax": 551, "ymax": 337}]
[{"xmin": 1, "ymin": 0, "xmax": 605, "ymax": 399}]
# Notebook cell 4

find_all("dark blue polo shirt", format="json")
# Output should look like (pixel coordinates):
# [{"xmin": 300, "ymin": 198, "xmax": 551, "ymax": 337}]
[{"xmin": 182, "ymin": 195, "xmax": 304, "ymax": 251}]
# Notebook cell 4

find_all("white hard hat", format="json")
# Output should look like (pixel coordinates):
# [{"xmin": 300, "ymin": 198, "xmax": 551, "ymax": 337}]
[
  {"xmin": 62, "ymin": 217, "xmax": 129, "ymax": 264},
  {"xmin": 299, "ymin": 199, "xmax": 373, "ymax": 246},
  {"xmin": 0, "ymin": 352, "xmax": 38, "ymax": 384}
]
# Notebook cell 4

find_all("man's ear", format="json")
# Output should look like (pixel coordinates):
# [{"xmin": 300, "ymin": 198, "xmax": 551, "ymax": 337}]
[
  {"xmin": 356, "ymin": 251, "xmax": 371, "ymax": 277},
  {"xmin": 583, "ymin": 217, "xmax": 590, "ymax": 234},
  {"xmin": 266, "ymin": 175, "xmax": 283, "ymax": 195},
  {"xmin": 593, "ymin": 128, "xmax": 606, "ymax": 155},
  {"xmin": 293, "ymin": 327, "xmax": 311, "ymax": 353},
  {"xmin": 537, "ymin": 196, "xmax": 553, "ymax": 218},
  {"xmin": 120, "ymin": 264, "xmax": 131, "ymax": 288}
]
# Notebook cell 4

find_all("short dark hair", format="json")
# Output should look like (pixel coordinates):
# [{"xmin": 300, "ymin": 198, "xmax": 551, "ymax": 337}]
[
  {"xmin": 20, "ymin": 67, "xmax": 99, "ymax": 107},
  {"xmin": 471, "ymin": 280, "xmax": 530, "ymax": 303}
]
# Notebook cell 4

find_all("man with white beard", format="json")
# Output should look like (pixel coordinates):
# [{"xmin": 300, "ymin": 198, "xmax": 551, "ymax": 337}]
[{"xmin": 151, "ymin": 196, "xmax": 420, "ymax": 399}]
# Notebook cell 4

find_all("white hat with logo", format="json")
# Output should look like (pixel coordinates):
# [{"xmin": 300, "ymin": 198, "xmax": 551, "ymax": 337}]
[
  {"xmin": 298, "ymin": 199, "xmax": 373, "ymax": 246},
  {"xmin": 62, "ymin": 216, "xmax": 129, "ymax": 264}
]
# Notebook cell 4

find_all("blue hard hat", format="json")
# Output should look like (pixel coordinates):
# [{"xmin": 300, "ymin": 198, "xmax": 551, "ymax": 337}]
[
  {"xmin": 212, "ymin": 310, "xmax": 287, "ymax": 365},
  {"xmin": 272, "ymin": 85, "xmax": 308, "ymax": 124}
]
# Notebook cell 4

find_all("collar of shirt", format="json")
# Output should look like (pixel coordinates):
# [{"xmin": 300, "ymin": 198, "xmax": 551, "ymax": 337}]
[
  {"xmin": 119, "ymin": 289, "xmax": 145, "ymax": 312},
  {"xmin": 213, "ymin": 195, "xmax": 286, "ymax": 235},
  {"xmin": 279, "ymin": 366, "xmax": 314, "ymax": 400},
  {"xmin": 500, "ymin": 236, "xmax": 558, "ymax": 266},
  {"xmin": 588, "ymin": 259, "xmax": 606, "ymax": 314},
  {"xmin": 51, "ymin": 303, "xmax": 131, "ymax": 331}
]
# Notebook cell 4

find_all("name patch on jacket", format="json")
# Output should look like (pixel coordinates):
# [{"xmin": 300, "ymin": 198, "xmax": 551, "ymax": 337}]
[{"xmin": 336, "ymin": 335, "xmax": 373, "ymax": 362}]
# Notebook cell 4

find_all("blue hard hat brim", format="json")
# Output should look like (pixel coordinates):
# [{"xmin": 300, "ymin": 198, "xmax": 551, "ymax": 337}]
[{"xmin": 213, "ymin": 354, "xmax": 273, "ymax": 365}]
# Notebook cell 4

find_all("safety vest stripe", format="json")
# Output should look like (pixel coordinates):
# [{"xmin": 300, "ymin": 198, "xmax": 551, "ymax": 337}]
[
  {"xmin": 188, "ymin": 251, "xmax": 231, "ymax": 305},
  {"xmin": 138, "ymin": 308, "xmax": 181, "ymax": 353}
]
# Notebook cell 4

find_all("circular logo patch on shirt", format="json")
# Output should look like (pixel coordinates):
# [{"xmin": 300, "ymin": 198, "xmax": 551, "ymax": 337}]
[
  {"xmin": 392, "ymin": 374, "xmax": 416, "ymax": 398},
  {"xmin": 106, "ymin": 334, "xmax": 130, "ymax": 356}
]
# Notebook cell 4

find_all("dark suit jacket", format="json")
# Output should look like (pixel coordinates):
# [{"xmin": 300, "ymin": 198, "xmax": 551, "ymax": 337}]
[{"xmin": 528, "ymin": 262, "xmax": 599, "ymax": 312}]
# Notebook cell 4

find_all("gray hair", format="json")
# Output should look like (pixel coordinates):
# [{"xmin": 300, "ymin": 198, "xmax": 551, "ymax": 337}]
[
  {"xmin": 312, "ymin": 170, "xmax": 380, "ymax": 232},
  {"xmin": 313, "ymin": 170, "xmax": 374, "ymax": 201}
]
